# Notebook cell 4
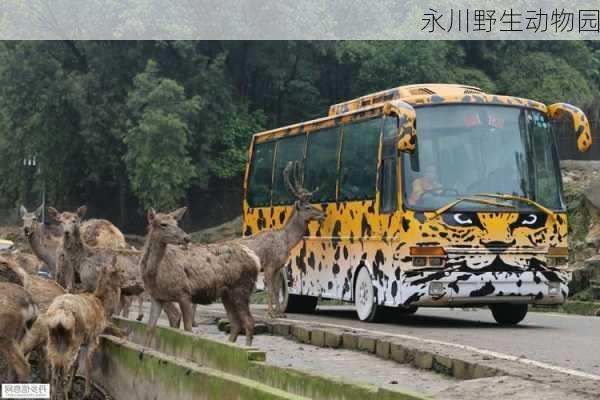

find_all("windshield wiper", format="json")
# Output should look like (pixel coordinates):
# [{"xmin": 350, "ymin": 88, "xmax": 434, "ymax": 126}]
[
  {"xmin": 475, "ymin": 193, "xmax": 556, "ymax": 220},
  {"xmin": 431, "ymin": 196, "xmax": 516, "ymax": 219}
]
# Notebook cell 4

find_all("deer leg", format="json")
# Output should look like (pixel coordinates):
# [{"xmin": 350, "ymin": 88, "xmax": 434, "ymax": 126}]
[
  {"xmin": 23, "ymin": 321, "xmax": 51, "ymax": 383},
  {"xmin": 271, "ymin": 270, "xmax": 285, "ymax": 318},
  {"xmin": 50, "ymin": 364, "xmax": 64, "ymax": 400},
  {"xmin": 119, "ymin": 295, "xmax": 132, "ymax": 318},
  {"xmin": 191, "ymin": 304, "xmax": 199, "ymax": 327},
  {"xmin": 265, "ymin": 271, "xmax": 275, "ymax": 318},
  {"xmin": 83, "ymin": 337, "xmax": 100, "ymax": 399},
  {"xmin": 221, "ymin": 290, "xmax": 242, "ymax": 343},
  {"xmin": 64, "ymin": 345, "xmax": 82, "ymax": 400},
  {"xmin": 178, "ymin": 298, "xmax": 194, "ymax": 332},
  {"xmin": 144, "ymin": 299, "xmax": 163, "ymax": 347},
  {"xmin": 234, "ymin": 287, "xmax": 256, "ymax": 347},
  {"xmin": 136, "ymin": 295, "xmax": 145, "ymax": 321},
  {"xmin": 0, "ymin": 338, "xmax": 30, "ymax": 382},
  {"xmin": 163, "ymin": 302, "xmax": 181, "ymax": 328}
]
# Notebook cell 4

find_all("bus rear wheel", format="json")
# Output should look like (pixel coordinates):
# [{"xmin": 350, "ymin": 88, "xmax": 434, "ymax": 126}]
[
  {"xmin": 490, "ymin": 304, "xmax": 528, "ymax": 325},
  {"xmin": 354, "ymin": 267, "xmax": 384, "ymax": 322}
]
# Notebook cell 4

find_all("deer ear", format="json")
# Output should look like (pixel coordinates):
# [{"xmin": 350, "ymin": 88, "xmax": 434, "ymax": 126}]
[
  {"xmin": 19, "ymin": 205, "xmax": 27, "ymax": 217},
  {"xmin": 148, "ymin": 208, "xmax": 157, "ymax": 223},
  {"xmin": 47, "ymin": 207, "xmax": 60, "ymax": 222},
  {"xmin": 76, "ymin": 206, "xmax": 87, "ymax": 219},
  {"xmin": 170, "ymin": 207, "xmax": 188, "ymax": 221},
  {"xmin": 35, "ymin": 205, "xmax": 44, "ymax": 218}
]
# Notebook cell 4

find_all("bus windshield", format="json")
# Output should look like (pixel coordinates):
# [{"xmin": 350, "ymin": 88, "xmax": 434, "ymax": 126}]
[{"xmin": 403, "ymin": 104, "xmax": 564, "ymax": 211}]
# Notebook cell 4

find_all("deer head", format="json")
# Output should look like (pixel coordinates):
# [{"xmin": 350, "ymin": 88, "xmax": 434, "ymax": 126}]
[
  {"xmin": 147, "ymin": 207, "xmax": 191, "ymax": 247},
  {"xmin": 19, "ymin": 205, "xmax": 43, "ymax": 238},
  {"xmin": 0, "ymin": 256, "xmax": 25, "ymax": 286},
  {"xmin": 48, "ymin": 206, "xmax": 87, "ymax": 238},
  {"xmin": 284, "ymin": 161, "xmax": 324, "ymax": 224},
  {"xmin": 95, "ymin": 255, "xmax": 125, "ymax": 316}
]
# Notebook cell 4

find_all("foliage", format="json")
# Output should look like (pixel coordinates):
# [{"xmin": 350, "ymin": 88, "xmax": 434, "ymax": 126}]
[
  {"xmin": 124, "ymin": 60, "xmax": 201, "ymax": 211},
  {"xmin": 0, "ymin": 40, "xmax": 598, "ymax": 226}
]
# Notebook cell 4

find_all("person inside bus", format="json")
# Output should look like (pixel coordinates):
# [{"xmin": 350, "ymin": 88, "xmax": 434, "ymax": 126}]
[{"xmin": 408, "ymin": 164, "xmax": 442, "ymax": 206}]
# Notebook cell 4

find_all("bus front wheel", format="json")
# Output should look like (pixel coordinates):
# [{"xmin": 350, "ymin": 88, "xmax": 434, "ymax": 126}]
[
  {"xmin": 354, "ymin": 267, "xmax": 384, "ymax": 322},
  {"xmin": 490, "ymin": 303, "xmax": 528, "ymax": 325}
]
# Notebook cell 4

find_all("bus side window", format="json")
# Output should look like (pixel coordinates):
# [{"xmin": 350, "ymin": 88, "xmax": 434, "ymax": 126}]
[
  {"xmin": 381, "ymin": 117, "xmax": 398, "ymax": 213},
  {"xmin": 339, "ymin": 118, "xmax": 380, "ymax": 201},
  {"xmin": 305, "ymin": 127, "xmax": 341, "ymax": 203},
  {"xmin": 272, "ymin": 134, "xmax": 306, "ymax": 205},
  {"xmin": 247, "ymin": 141, "xmax": 276, "ymax": 207}
]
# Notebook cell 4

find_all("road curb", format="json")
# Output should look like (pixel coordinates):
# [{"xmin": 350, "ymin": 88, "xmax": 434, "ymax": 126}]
[{"xmin": 209, "ymin": 310, "xmax": 600, "ymax": 398}]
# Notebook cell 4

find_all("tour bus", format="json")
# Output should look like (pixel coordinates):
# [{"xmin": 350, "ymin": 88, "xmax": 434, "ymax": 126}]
[{"xmin": 243, "ymin": 84, "xmax": 592, "ymax": 324}]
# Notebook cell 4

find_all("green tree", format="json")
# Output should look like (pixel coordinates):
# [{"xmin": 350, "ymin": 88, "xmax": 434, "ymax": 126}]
[
  {"xmin": 124, "ymin": 60, "xmax": 201, "ymax": 211},
  {"xmin": 498, "ymin": 52, "xmax": 594, "ymax": 105}
]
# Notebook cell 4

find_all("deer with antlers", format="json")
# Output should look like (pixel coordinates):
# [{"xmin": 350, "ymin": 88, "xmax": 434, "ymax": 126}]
[{"xmin": 242, "ymin": 161, "xmax": 324, "ymax": 318}]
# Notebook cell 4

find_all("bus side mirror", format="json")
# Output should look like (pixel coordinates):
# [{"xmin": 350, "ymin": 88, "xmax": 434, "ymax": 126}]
[
  {"xmin": 383, "ymin": 101, "xmax": 417, "ymax": 153},
  {"xmin": 547, "ymin": 103, "xmax": 592, "ymax": 153}
]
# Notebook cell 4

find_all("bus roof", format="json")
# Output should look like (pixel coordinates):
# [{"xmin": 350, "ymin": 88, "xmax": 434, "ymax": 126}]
[
  {"xmin": 253, "ymin": 83, "xmax": 547, "ymax": 143},
  {"xmin": 328, "ymin": 83, "xmax": 483, "ymax": 116}
]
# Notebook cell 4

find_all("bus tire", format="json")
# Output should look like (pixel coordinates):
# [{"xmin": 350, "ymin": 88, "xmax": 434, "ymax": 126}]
[
  {"xmin": 286, "ymin": 294, "xmax": 318, "ymax": 314},
  {"xmin": 275, "ymin": 269, "xmax": 290, "ymax": 313},
  {"xmin": 354, "ymin": 267, "xmax": 384, "ymax": 322},
  {"xmin": 490, "ymin": 303, "xmax": 528, "ymax": 325}
]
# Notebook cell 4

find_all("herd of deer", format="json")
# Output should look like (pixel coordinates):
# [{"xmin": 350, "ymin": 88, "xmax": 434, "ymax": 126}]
[{"xmin": 0, "ymin": 161, "xmax": 324, "ymax": 399}]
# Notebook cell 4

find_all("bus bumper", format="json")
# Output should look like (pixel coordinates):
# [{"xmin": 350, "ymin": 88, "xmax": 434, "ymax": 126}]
[{"xmin": 401, "ymin": 271, "xmax": 568, "ymax": 307}]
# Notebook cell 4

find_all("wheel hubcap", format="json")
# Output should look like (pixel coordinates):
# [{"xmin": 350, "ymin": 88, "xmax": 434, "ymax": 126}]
[{"xmin": 356, "ymin": 270, "xmax": 374, "ymax": 320}]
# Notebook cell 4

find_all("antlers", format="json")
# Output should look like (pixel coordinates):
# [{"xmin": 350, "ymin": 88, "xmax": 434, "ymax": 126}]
[{"xmin": 283, "ymin": 161, "xmax": 318, "ymax": 204}]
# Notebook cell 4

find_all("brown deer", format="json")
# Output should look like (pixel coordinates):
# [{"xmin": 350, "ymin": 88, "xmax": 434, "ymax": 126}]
[
  {"xmin": 48, "ymin": 206, "xmax": 181, "ymax": 327},
  {"xmin": 1, "ymin": 251, "xmax": 42, "ymax": 275},
  {"xmin": 0, "ymin": 282, "xmax": 38, "ymax": 383},
  {"xmin": 140, "ymin": 208, "xmax": 261, "ymax": 347},
  {"xmin": 20, "ymin": 205, "xmax": 128, "ymax": 277},
  {"xmin": 242, "ymin": 161, "xmax": 324, "ymax": 318},
  {"xmin": 46, "ymin": 256, "xmax": 126, "ymax": 400},
  {"xmin": 0, "ymin": 255, "xmax": 66, "ymax": 382}
]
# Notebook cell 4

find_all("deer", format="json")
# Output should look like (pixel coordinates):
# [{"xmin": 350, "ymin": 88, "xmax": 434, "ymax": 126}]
[
  {"xmin": 1, "ymin": 251, "xmax": 42, "ymax": 275},
  {"xmin": 241, "ymin": 161, "xmax": 324, "ymax": 318},
  {"xmin": 46, "ymin": 256, "xmax": 126, "ymax": 400},
  {"xmin": 0, "ymin": 281, "xmax": 38, "ymax": 383},
  {"xmin": 48, "ymin": 206, "xmax": 181, "ymax": 327},
  {"xmin": 0, "ymin": 255, "xmax": 66, "ymax": 382},
  {"xmin": 19, "ymin": 205, "xmax": 128, "ymax": 277},
  {"xmin": 140, "ymin": 207, "xmax": 261, "ymax": 347}
]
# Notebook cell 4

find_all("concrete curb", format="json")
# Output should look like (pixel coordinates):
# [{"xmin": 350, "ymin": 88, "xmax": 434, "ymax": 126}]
[
  {"xmin": 208, "ymin": 310, "xmax": 600, "ymax": 398},
  {"xmin": 114, "ymin": 317, "xmax": 432, "ymax": 400},
  {"xmin": 215, "ymin": 316, "xmax": 499, "ymax": 380},
  {"xmin": 94, "ymin": 336, "xmax": 309, "ymax": 400}
]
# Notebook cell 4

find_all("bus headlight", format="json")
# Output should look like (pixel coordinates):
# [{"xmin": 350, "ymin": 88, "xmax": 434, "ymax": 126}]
[
  {"xmin": 548, "ymin": 281, "xmax": 560, "ymax": 296},
  {"xmin": 429, "ymin": 282, "xmax": 445, "ymax": 296},
  {"xmin": 413, "ymin": 257, "xmax": 427, "ymax": 267},
  {"xmin": 429, "ymin": 257, "xmax": 445, "ymax": 267}
]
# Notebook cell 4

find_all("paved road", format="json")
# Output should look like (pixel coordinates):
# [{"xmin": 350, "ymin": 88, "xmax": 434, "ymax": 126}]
[{"xmin": 225, "ymin": 304, "xmax": 600, "ymax": 376}]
